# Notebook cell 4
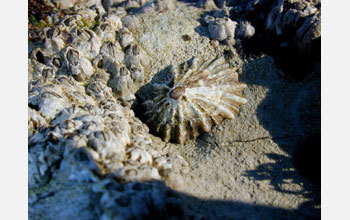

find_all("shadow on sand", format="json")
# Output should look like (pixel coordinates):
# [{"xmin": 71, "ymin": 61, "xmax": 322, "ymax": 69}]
[{"xmin": 240, "ymin": 56, "xmax": 321, "ymax": 219}]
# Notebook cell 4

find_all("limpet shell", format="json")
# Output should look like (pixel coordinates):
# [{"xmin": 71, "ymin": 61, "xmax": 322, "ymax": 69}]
[{"xmin": 141, "ymin": 56, "xmax": 247, "ymax": 144}]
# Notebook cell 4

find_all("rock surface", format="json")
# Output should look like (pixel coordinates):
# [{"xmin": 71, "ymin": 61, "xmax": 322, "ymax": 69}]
[{"xmin": 28, "ymin": 1, "xmax": 320, "ymax": 219}]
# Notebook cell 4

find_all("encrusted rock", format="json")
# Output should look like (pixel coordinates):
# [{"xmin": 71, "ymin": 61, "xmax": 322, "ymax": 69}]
[
  {"xmin": 245, "ymin": 0, "xmax": 321, "ymax": 52},
  {"xmin": 28, "ymin": 7, "xmax": 189, "ymax": 191}
]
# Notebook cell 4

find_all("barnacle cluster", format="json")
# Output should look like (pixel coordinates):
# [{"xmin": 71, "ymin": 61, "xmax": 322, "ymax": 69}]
[
  {"xmin": 28, "ymin": 6, "xmax": 189, "ymax": 190},
  {"xmin": 201, "ymin": 0, "xmax": 320, "ymax": 52},
  {"xmin": 246, "ymin": 0, "xmax": 320, "ymax": 37},
  {"xmin": 203, "ymin": 2, "xmax": 255, "ymax": 44},
  {"xmin": 206, "ymin": 16, "xmax": 238, "ymax": 42},
  {"xmin": 29, "ymin": 6, "xmax": 150, "ymax": 105},
  {"xmin": 141, "ymin": 56, "xmax": 247, "ymax": 144},
  {"xmin": 252, "ymin": 0, "xmax": 320, "ymax": 51}
]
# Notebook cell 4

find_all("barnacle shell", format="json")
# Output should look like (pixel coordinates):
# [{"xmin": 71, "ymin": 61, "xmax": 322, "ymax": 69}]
[
  {"xmin": 142, "ymin": 56, "xmax": 247, "ymax": 144},
  {"xmin": 202, "ymin": 0, "xmax": 218, "ymax": 11},
  {"xmin": 28, "ymin": 108, "xmax": 48, "ymax": 136},
  {"xmin": 95, "ymin": 22, "xmax": 117, "ymax": 41},
  {"xmin": 124, "ymin": 43, "xmax": 150, "ymax": 69},
  {"xmin": 100, "ymin": 40, "xmax": 125, "ymax": 73},
  {"xmin": 122, "ymin": 15, "xmax": 138, "ymax": 32},
  {"xmin": 86, "ymin": 81, "xmax": 113, "ymax": 101},
  {"xmin": 61, "ymin": 47, "xmax": 94, "ymax": 81},
  {"xmin": 71, "ymin": 27, "xmax": 101, "ymax": 59},
  {"xmin": 236, "ymin": 21, "xmax": 255, "ymax": 39},
  {"xmin": 296, "ymin": 12, "xmax": 321, "ymax": 47},
  {"xmin": 156, "ymin": 0, "xmax": 176, "ymax": 11},
  {"xmin": 107, "ymin": 65, "xmax": 136, "ymax": 102},
  {"xmin": 207, "ymin": 16, "xmax": 238, "ymax": 42},
  {"xmin": 117, "ymin": 27, "xmax": 135, "ymax": 48}
]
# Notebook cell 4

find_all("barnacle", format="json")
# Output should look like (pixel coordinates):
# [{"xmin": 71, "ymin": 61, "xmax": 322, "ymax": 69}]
[
  {"xmin": 28, "ymin": 6, "xmax": 189, "ymax": 189},
  {"xmin": 206, "ymin": 16, "xmax": 238, "ymax": 42},
  {"xmin": 142, "ymin": 56, "xmax": 247, "ymax": 144},
  {"xmin": 236, "ymin": 21, "xmax": 255, "ymax": 39}
]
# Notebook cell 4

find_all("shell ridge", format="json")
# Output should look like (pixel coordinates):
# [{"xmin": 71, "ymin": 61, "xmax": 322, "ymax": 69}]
[
  {"xmin": 214, "ymin": 104, "xmax": 236, "ymax": 119},
  {"xmin": 185, "ymin": 87, "xmax": 216, "ymax": 96},
  {"xmin": 191, "ymin": 96, "xmax": 226, "ymax": 117},
  {"xmin": 176, "ymin": 104, "xmax": 186, "ymax": 143},
  {"xmin": 211, "ymin": 63, "xmax": 231, "ymax": 75},
  {"xmin": 150, "ymin": 97, "xmax": 169, "ymax": 113},
  {"xmin": 156, "ymin": 101, "xmax": 173, "ymax": 128},
  {"xmin": 209, "ymin": 69, "xmax": 238, "ymax": 81},
  {"xmin": 220, "ymin": 99, "xmax": 240, "ymax": 114},
  {"xmin": 144, "ymin": 98, "xmax": 168, "ymax": 123},
  {"xmin": 187, "ymin": 99, "xmax": 211, "ymax": 132},
  {"xmin": 189, "ymin": 96, "xmax": 220, "ymax": 125},
  {"xmin": 224, "ymin": 92, "xmax": 248, "ymax": 104},
  {"xmin": 206, "ymin": 56, "xmax": 226, "ymax": 72},
  {"xmin": 163, "ymin": 124, "xmax": 171, "ymax": 142},
  {"xmin": 177, "ymin": 68, "xmax": 195, "ymax": 84},
  {"xmin": 178, "ymin": 59, "xmax": 209, "ymax": 84}
]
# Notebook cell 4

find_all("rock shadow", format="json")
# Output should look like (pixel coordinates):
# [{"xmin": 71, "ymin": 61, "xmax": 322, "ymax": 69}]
[
  {"xmin": 30, "ymin": 178, "xmax": 321, "ymax": 220},
  {"xmin": 176, "ymin": 179, "xmax": 320, "ymax": 219},
  {"xmin": 239, "ymin": 56, "xmax": 320, "ymax": 216}
]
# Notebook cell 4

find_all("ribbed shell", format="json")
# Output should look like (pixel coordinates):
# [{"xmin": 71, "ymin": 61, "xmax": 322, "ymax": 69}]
[{"xmin": 142, "ymin": 56, "xmax": 247, "ymax": 144}]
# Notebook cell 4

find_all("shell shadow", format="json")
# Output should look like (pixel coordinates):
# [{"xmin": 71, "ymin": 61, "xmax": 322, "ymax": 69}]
[{"xmin": 132, "ymin": 65, "xmax": 172, "ymax": 136}]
